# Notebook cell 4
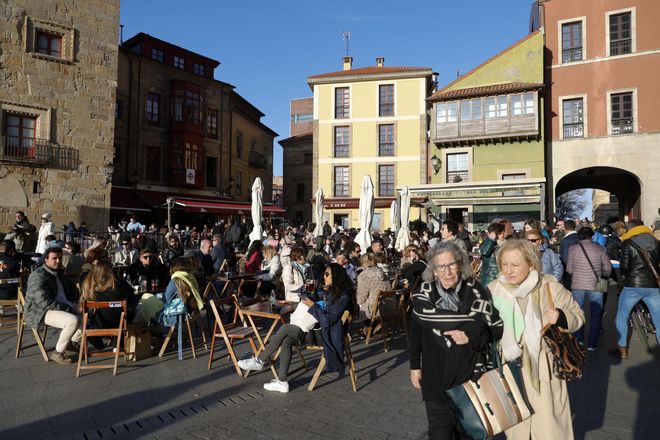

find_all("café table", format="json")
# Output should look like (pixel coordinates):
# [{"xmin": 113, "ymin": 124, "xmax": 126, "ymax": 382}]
[
  {"xmin": 238, "ymin": 300, "xmax": 298, "ymax": 377},
  {"xmin": 212, "ymin": 272, "xmax": 256, "ymax": 297}
]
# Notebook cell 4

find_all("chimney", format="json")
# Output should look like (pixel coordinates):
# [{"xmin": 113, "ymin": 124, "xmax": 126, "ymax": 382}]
[
  {"xmin": 342, "ymin": 56, "xmax": 353, "ymax": 71},
  {"xmin": 376, "ymin": 57, "xmax": 385, "ymax": 67}
]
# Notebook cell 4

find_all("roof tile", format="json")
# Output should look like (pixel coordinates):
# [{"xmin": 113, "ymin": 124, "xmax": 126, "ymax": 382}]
[
  {"xmin": 429, "ymin": 82, "xmax": 544, "ymax": 101},
  {"xmin": 308, "ymin": 66, "xmax": 432, "ymax": 79}
]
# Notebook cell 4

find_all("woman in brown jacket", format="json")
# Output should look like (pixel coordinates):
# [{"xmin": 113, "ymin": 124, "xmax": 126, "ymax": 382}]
[{"xmin": 489, "ymin": 239, "xmax": 585, "ymax": 440}]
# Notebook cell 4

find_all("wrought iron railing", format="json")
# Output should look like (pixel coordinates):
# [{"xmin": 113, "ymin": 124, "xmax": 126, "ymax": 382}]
[
  {"xmin": 563, "ymin": 123, "xmax": 584, "ymax": 139},
  {"xmin": 248, "ymin": 151, "xmax": 268, "ymax": 169},
  {"xmin": 447, "ymin": 170, "xmax": 468, "ymax": 183},
  {"xmin": 1, "ymin": 136, "xmax": 79, "ymax": 169},
  {"xmin": 611, "ymin": 118, "xmax": 633, "ymax": 135},
  {"xmin": 562, "ymin": 47, "xmax": 583, "ymax": 63},
  {"xmin": 610, "ymin": 39, "xmax": 631, "ymax": 56}
]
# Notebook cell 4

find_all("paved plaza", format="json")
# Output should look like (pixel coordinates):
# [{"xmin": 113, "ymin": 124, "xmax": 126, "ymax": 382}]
[{"xmin": 0, "ymin": 295, "xmax": 658, "ymax": 440}]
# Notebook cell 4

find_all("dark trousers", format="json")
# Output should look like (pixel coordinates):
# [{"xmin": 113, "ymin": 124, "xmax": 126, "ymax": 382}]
[
  {"xmin": 425, "ymin": 397, "xmax": 464, "ymax": 440},
  {"xmin": 257, "ymin": 324, "xmax": 304, "ymax": 381}
]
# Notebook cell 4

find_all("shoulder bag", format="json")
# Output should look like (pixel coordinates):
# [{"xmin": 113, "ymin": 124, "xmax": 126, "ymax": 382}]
[
  {"xmin": 445, "ymin": 347, "xmax": 532, "ymax": 439},
  {"xmin": 578, "ymin": 243, "xmax": 608, "ymax": 292},
  {"xmin": 541, "ymin": 284, "xmax": 586, "ymax": 381},
  {"xmin": 629, "ymin": 241, "xmax": 660, "ymax": 286}
]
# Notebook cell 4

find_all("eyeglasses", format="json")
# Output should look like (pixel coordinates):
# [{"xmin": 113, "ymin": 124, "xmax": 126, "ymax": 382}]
[
  {"xmin": 527, "ymin": 238, "xmax": 542, "ymax": 243},
  {"xmin": 432, "ymin": 262, "xmax": 458, "ymax": 273}
]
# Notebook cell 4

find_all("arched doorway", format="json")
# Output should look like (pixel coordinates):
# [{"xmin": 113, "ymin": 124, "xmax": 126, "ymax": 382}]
[{"xmin": 555, "ymin": 167, "xmax": 641, "ymax": 222}]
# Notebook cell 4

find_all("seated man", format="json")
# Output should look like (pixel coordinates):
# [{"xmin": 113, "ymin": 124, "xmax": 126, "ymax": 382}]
[
  {"xmin": 114, "ymin": 236, "xmax": 139, "ymax": 266},
  {"xmin": 24, "ymin": 247, "xmax": 81, "ymax": 364},
  {"xmin": 126, "ymin": 248, "xmax": 169, "ymax": 290},
  {"xmin": 0, "ymin": 240, "xmax": 21, "ymax": 300}
]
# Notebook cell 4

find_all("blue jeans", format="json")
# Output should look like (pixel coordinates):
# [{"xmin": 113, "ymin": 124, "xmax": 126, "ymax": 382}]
[
  {"xmin": 572, "ymin": 290, "xmax": 603, "ymax": 347},
  {"xmin": 615, "ymin": 287, "xmax": 660, "ymax": 347}
]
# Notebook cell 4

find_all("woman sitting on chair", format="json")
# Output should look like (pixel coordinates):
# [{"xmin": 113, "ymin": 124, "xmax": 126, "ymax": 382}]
[
  {"xmin": 153, "ymin": 258, "xmax": 204, "ymax": 327},
  {"xmin": 238, "ymin": 263, "xmax": 355, "ymax": 393}
]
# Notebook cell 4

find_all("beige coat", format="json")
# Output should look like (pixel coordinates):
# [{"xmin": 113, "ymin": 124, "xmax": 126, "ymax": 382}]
[
  {"xmin": 490, "ymin": 275, "xmax": 585, "ymax": 440},
  {"xmin": 356, "ymin": 266, "xmax": 390, "ymax": 317}
]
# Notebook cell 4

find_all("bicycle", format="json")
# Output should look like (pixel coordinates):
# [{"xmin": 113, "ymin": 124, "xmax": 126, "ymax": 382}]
[{"xmin": 628, "ymin": 301, "xmax": 658, "ymax": 350}]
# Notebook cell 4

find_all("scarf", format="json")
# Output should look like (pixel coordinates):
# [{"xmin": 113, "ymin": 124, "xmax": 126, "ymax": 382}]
[
  {"xmin": 171, "ymin": 271, "xmax": 204, "ymax": 312},
  {"xmin": 491, "ymin": 270, "xmax": 543, "ymax": 391},
  {"xmin": 434, "ymin": 280, "xmax": 463, "ymax": 312}
]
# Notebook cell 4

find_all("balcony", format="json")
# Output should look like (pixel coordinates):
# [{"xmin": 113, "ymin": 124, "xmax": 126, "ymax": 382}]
[
  {"xmin": 610, "ymin": 39, "xmax": 632, "ymax": 56},
  {"xmin": 562, "ymin": 47, "xmax": 583, "ymax": 63},
  {"xmin": 0, "ymin": 136, "xmax": 79, "ymax": 169},
  {"xmin": 563, "ymin": 123, "xmax": 584, "ymax": 139},
  {"xmin": 612, "ymin": 118, "xmax": 634, "ymax": 135},
  {"xmin": 447, "ymin": 170, "xmax": 468, "ymax": 183},
  {"xmin": 248, "ymin": 151, "xmax": 268, "ymax": 170}
]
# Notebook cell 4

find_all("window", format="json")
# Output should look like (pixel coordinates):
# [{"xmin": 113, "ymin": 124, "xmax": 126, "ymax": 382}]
[
  {"xmin": 562, "ymin": 98, "xmax": 584, "ymax": 138},
  {"xmin": 460, "ymin": 99, "xmax": 482, "ymax": 121},
  {"xmin": 236, "ymin": 132, "xmax": 243, "ymax": 158},
  {"xmin": 236, "ymin": 171, "xmax": 242, "ymax": 195},
  {"xmin": 334, "ymin": 166, "xmax": 349, "ymax": 196},
  {"xmin": 115, "ymin": 100, "xmax": 122, "ymax": 119},
  {"xmin": 151, "ymin": 48, "xmax": 164, "ymax": 62},
  {"xmin": 146, "ymin": 93, "xmax": 160, "ymax": 124},
  {"xmin": 334, "ymin": 126, "xmax": 349, "ymax": 157},
  {"xmin": 379, "ymin": 84, "xmax": 394, "ymax": 116},
  {"xmin": 562, "ymin": 21, "xmax": 583, "ymax": 62},
  {"xmin": 446, "ymin": 153, "xmax": 468, "ymax": 183},
  {"xmin": 611, "ymin": 92, "xmax": 633, "ymax": 135},
  {"xmin": 378, "ymin": 124, "xmax": 394, "ymax": 156},
  {"xmin": 335, "ymin": 87, "xmax": 350, "ymax": 119},
  {"xmin": 304, "ymin": 153, "xmax": 313, "ymax": 165},
  {"xmin": 437, "ymin": 102, "xmax": 457, "ymax": 123},
  {"xmin": 485, "ymin": 98, "xmax": 496, "ymax": 118},
  {"xmin": 36, "ymin": 30, "xmax": 62, "ymax": 57},
  {"xmin": 3, "ymin": 113, "xmax": 36, "ymax": 157},
  {"xmin": 145, "ymin": 146, "xmax": 161, "ymax": 181},
  {"xmin": 184, "ymin": 143, "xmax": 198, "ymax": 170},
  {"xmin": 206, "ymin": 156, "xmax": 217, "ymax": 187},
  {"xmin": 296, "ymin": 183, "xmax": 305, "ymax": 202},
  {"xmin": 292, "ymin": 113, "xmax": 313, "ymax": 123},
  {"xmin": 207, "ymin": 109, "xmax": 218, "ymax": 137},
  {"xmin": 610, "ymin": 12, "xmax": 632, "ymax": 56},
  {"xmin": 194, "ymin": 63, "xmax": 205, "ymax": 76},
  {"xmin": 173, "ymin": 89, "xmax": 203, "ymax": 125},
  {"xmin": 378, "ymin": 165, "xmax": 395, "ymax": 196},
  {"xmin": 496, "ymin": 96, "xmax": 508, "ymax": 117},
  {"xmin": 502, "ymin": 173, "xmax": 526, "ymax": 196},
  {"xmin": 511, "ymin": 93, "xmax": 534, "ymax": 116},
  {"xmin": 173, "ymin": 56, "xmax": 185, "ymax": 69}
]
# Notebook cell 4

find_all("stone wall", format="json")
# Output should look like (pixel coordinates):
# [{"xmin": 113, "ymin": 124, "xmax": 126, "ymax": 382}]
[{"xmin": 0, "ymin": 0, "xmax": 119, "ymax": 232}]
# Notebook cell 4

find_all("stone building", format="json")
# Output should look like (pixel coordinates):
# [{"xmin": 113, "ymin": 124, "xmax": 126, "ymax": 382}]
[
  {"xmin": 112, "ymin": 33, "xmax": 278, "ymax": 224},
  {"xmin": 0, "ymin": 0, "xmax": 120, "ymax": 232},
  {"xmin": 279, "ymin": 97, "xmax": 313, "ymax": 225}
]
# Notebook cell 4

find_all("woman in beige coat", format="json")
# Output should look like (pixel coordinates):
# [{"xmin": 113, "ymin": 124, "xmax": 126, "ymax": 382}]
[{"xmin": 489, "ymin": 239, "xmax": 584, "ymax": 440}]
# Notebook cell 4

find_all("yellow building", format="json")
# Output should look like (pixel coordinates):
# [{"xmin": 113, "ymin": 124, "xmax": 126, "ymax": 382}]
[{"xmin": 307, "ymin": 57, "xmax": 434, "ymax": 230}]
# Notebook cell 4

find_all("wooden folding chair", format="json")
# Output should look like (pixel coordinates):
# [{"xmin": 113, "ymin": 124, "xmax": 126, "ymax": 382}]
[
  {"xmin": 365, "ymin": 289, "xmax": 406, "ymax": 351},
  {"xmin": 307, "ymin": 310, "xmax": 357, "ymax": 392},
  {"xmin": 237, "ymin": 279, "xmax": 262, "ymax": 303},
  {"xmin": 390, "ymin": 273, "xmax": 400, "ymax": 289},
  {"xmin": 0, "ymin": 278, "xmax": 21, "ymax": 334},
  {"xmin": 207, "ymin": 297, "xmax": 258, "ymax": 376},
  {"xmin": 76, "ymin": 300, "xmax": 127, "ymax": 377},
  {"xmin": 15, "ymin": 288, "xmax": 50, "ymax": 362},
  {"xmin": 158, "ymin": 311, "xmax": 208, "ymax": 360}
]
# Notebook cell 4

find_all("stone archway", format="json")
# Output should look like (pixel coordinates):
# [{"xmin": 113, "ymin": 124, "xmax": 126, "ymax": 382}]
[{"xmin": 555, "ymin": 166, "xmax": 641, "ymax": 221}]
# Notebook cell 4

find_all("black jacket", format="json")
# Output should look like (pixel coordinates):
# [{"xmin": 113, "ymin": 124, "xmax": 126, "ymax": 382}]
[
  {"xmin": 620, "ymin": 231, "xmax": 660, "ymax": 288},
  {"xmin": 163, "ymin": 246, "xmax": 184, "ymax": 266}
]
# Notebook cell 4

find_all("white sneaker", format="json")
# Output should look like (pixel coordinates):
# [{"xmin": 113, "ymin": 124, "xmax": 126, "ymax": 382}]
[
  {"xmin": 263, "ymin": 379, "xmax": 289, "ymax": 393},
  {"xmin": 238, "ymin": 356, "xmax": 264, "ymax": 371}
]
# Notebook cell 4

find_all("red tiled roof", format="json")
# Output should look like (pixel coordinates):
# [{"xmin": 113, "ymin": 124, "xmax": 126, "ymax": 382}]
[
  {"xmin": 308, "ymin": 66, "xmax": 432, "ymax": 79},
  {"xmin": 429, "ymin": 82, "xmax": 544, "ymax": 101}
]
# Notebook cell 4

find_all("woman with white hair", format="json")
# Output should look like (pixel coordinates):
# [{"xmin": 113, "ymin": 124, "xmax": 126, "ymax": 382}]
[
  {"xmin": 409, "ymin": 241, "xmax": 502, "ymax": 439},
  {"xmin": 36, "ymin": 212, "xmax": 56, "ymax": 254}
]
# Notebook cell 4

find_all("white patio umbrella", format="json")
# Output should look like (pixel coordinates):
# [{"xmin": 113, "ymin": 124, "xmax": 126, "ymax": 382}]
[
  {"xmin": 313, "ymin": 188, "xmax": 325, "ymax": 237},
  {"xmin": 390, "ymin": 198, "xmax": 400, "ymax": 236},
  {"xmin": 354, "ymin": 175, "xmax": 374, "ymax": 254},
  {"xmin": 395, "ymin": 186, "xmax": 411, "ymax": 252},
  {"xmin": 248, "ymin": 177, "xmax": 263, "ymax": 242}
]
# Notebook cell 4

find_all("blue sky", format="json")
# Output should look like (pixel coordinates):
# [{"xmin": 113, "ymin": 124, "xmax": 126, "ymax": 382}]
[{"xmin": 119, "ymin": 0, "xmax": 537, "ymax": 176}]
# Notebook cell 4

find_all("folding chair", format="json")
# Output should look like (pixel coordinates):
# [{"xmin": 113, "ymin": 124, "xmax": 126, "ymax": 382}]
[
  {"xmin": 390, "ymin": 273, "xmax": 400, "ymax": 289},
  {"xmin": 76, "ymin": 300, "xmax": 127, "ymax": 377},
  {"xmin": 307, "ymin": 310, "xmax": 357, "ymax": 392},
  {"xmin": 237, "ymin": 279, "xmax": 262, "ymax": 303},
  {"xmin": 15, "ymin": 288, "xmax": 50, "ymax": 362},
  {"xmin": 365, "ymin": 289, "xmax": 406, "ymax": 351},
  {"xmin": 158, "ymin": 310, "xmax": 208, "ymax": 360},
  {"xmin": 207, "ymin": 297, "xmax": 258, "ymax": 376},
  {"xmin": 0, "ymin": 278, "xmax": 21, "ymax": 334}
]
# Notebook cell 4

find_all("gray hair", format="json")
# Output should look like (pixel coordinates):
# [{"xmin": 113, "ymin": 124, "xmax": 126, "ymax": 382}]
[{"xmin": 422, "ymin": 241, "xmax": 473, "ymax": 283}]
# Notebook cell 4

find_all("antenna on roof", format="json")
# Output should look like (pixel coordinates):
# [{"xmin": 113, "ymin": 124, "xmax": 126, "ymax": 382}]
[
  {"xmin": 341, "ymin": 31, "xmax": 351, "ymax": 56},
  {"xmin": 456, "ymin": 69, "xmax": 460, "ymax": 79}
]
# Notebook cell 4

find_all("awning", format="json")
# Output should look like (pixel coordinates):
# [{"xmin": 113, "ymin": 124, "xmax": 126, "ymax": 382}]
[
  {"xmin": 171, "ymin": 198, "xmax": 285, "ymax": 215},
  {"xmin": 110, "ymin": 187, "xmax": 153, "ymax": 212}
]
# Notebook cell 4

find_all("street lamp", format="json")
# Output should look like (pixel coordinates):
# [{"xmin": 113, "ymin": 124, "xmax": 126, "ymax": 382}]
[{"xmin": 430, "ymin": 154, "xmax": 441, "ymax": 174}]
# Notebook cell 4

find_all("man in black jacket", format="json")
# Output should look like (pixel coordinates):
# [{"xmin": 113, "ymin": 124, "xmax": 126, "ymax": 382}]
[
  {"xmin": 560, "ymin": 219, "xmax": 580, "ymax": 290},
  {"xmin": 610, "ymin": 219, "xmax": 660, "ymax": 358}
]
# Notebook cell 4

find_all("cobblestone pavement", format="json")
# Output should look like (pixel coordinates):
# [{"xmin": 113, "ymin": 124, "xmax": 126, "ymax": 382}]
[{"xmin": 0, "ymin": 293, "xmax": 658, "ymax": 440}]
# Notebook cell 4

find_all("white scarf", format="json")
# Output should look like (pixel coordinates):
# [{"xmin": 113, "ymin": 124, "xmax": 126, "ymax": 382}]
[{"xmin": 494, "ymin": 270, "xmax": 543, "ymax": 385}]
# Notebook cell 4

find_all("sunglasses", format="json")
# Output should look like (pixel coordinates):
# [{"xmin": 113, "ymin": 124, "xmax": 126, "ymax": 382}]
[
  {"xmin": 141, "ymin": 255, "xmax": 154, "ymax": 260},
  {"xmin": 528, "ymin": 238, "xmax": 542, "ymax": 243}
]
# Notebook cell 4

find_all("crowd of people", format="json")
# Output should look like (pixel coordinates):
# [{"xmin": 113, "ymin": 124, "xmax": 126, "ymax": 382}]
[{"xmin": 2, "ymin": 209, "xmax": 659, "ymax": 439}]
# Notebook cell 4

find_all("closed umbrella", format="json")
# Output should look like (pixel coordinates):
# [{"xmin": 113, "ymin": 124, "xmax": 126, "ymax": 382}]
[
  {"xmin": 395, "ymin": 186, "xmax": 411, "ymax": 252},
  {"xmin": 313, "ymin": 188, "xmax": 324, "ymax": 237},
  {"xmin": 248, "ymin": 177, "xmax": 263, "ymax": 242},
  {"xmin": 390, "ymin": 198, "xmax": 399, "ymax": 249},
  {"xmin": 354, "ymin": 175, "xmax": 374, "ymax": 254}
]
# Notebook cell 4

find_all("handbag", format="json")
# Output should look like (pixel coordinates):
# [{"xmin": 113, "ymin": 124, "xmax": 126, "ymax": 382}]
[
  {"xmin": 578, "ymin": 243, "xmax": 608, "ymax": 292},
  {"xmin": 541, "ymin": 284, "xmax": 586, "ymax": 381},
  {"xmin": 289, "ymin": 301, "xmax": 319, "ymax": 331},
  {"xmin": 445, "ymin": 348, "xmax": 532, "ymax": 439}
]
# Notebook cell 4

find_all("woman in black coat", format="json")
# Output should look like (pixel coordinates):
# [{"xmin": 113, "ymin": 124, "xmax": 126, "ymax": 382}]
[{"xmin": 409, "ymin": 241, "xmax": 502, "ymax": 439}]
